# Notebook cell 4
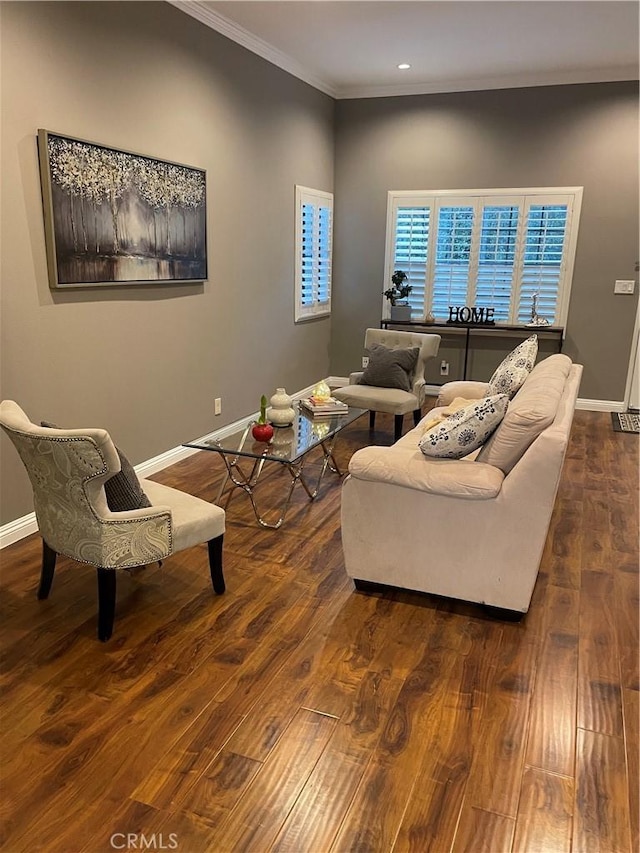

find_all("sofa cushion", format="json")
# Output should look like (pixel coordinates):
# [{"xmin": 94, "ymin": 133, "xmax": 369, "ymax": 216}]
[
  {"xmin": 418, "ymin": 394, "xmax": 509, "ymax": 459},
  {"xmin": 488, "ymin": 335, "xmax": 538, "ymax": 397},
  {"xmin": 348, "ymin": 445, "xmax": 505, "ymax": 499},
  {"xmin": 476, "ymin": 353, "xmax": 573, "ymax": 473},
  {"xmin": 358, "ymin": 344, "xmax": 419, "ymax": 392}
]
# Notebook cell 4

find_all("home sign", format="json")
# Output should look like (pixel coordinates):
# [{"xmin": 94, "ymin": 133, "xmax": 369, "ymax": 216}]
[{"xmin": 447, "ymin": 306, "xmax": 496, "ymax": 325}]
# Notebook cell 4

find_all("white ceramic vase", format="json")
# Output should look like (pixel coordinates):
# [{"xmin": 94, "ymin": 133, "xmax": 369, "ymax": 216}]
[{"xmin": 268, "ymin": 387, "xmax": 295, "ymax": 427}]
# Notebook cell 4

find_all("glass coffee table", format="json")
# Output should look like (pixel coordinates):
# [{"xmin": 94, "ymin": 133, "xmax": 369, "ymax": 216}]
[{"xmin": 183, "ymin": 402, "xmax": 366, "ymax": 529}]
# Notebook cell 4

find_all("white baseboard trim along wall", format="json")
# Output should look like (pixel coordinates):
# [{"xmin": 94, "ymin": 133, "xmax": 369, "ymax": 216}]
[
  {"xmin": 0, "ymin": 383, "xmax": 318, "ymax": 550},
  {"xmin": 0, "ymin": 381, "xmax": 627, "ymax": 549}
]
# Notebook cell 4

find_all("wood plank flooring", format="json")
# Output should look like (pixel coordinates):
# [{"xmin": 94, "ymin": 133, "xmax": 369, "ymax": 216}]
[{"xmin": 0, "ymin": 409, "xmax": 637, "ymax": 853}]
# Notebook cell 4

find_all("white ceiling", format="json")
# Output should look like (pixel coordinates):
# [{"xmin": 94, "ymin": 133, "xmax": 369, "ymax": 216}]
[{"xmin": 171, "ymin": 0, "xmax": 639, "ymax": 99}]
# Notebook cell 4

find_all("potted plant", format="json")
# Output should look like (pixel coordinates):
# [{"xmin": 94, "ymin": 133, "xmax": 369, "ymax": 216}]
[
  {"xmin": 252, "ymin": 395, "xmax": 274, "ymax": 442},
  {"xmin": 384, "ymin": 270, "xmax": 412, "ymax": 321}
]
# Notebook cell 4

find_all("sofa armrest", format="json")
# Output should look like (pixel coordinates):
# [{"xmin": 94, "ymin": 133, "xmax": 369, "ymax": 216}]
[
  {"xmin": 348, "ymin": 445, "xmax": 504, "ymax": 499},
  {"xmin": 348, "ymin": 371, "xmax": 364, "ymax": 385},
  {"xmin": 436, "ymin": 380, "xmax": 490, "ymax": 407}
]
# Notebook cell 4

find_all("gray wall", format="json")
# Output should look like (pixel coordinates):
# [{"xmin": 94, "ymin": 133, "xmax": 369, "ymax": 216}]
[
  {"xmin": 0, "ymin": 1, "xmax": 334, "ymax": 524},
  {"xmin": 1, "ymin": 3, "xmax": 638, "ymax": 528},
  {"xmin": 331, "ymin": 83, "xmax": 639, "ymax": 395}
]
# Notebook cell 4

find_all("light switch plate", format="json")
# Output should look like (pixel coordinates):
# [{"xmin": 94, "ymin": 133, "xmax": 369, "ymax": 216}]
[{"xmin": 614, "ymin": 279, "xmax": 635, "ymax": 294}]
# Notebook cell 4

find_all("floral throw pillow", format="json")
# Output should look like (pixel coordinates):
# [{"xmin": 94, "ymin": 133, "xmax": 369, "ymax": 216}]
[
  {"xmin": 418, "ymin": 395, "xmax": 509, "ymax": 459},
  {"xmin": 487, "ymin": 335, "xmax": 538, "ymax": 397}
]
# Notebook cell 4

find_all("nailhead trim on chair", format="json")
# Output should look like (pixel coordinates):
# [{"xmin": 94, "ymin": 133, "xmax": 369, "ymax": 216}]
[{"xmin": 12, "ymin": 429, "xmax": 174, "ymax": 567}]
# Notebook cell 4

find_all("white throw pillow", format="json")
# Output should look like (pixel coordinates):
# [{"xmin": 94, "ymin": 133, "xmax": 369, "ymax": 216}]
[
  {"xmin": 418, "ymin": 394, "xmax": 509, "ymax": 459},
  {"xmin": 487, "ymin": 335, "xmax": 538, "ymax": 397}
]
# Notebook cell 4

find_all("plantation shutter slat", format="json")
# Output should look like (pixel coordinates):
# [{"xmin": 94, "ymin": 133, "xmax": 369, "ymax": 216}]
[
  {"xmin": 393, "ymin": 206, "xmax": 429, "ymax": 319},
  {"xmin": 317, "ymin": 205, "xmax": 332, "ymax": 304},
  {"xmin": 432, "ymin": 205, "xmax": 474, "ymax": 319},
  {"xmin": 476, "ymin": 205, "xmax": 519, "ymax": 323},
  {"xmin": 517, "ymin": 201, "xmax": 569, "ymax": 324},
  {"xmin": 301, "ymin": 203, "xmax": 315, "ymax": 306}
]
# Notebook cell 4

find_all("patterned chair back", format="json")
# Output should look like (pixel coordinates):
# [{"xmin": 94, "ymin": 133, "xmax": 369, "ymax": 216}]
[{"xmin": 0, "ymin": 400, "xmax": 170, "ymax": 568}]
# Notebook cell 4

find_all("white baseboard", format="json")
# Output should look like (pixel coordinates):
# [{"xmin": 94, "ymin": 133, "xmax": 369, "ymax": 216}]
[
  {"xmin": 0, "ymin": 381, "xmax": 324, "ymax": 550},
  {"xmin": 0, "ymin": 514, "xmax": 39, "ymax": 549},
  {"xmin": 0, "ymin": 383, "xmax": 626, "ymax": 549},
  {"xmin": 575, "ymin": 398, "xmax": 625, "ymax": 412},
  {"xmin": 316, "ymin": 379, "xmax": 626, "ymax": 412}
]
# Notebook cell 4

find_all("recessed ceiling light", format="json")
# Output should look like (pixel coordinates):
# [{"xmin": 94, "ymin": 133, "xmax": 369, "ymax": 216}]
[{"xmin": 397, "ymin": 63, "xmax": 411, "ymax": 70}]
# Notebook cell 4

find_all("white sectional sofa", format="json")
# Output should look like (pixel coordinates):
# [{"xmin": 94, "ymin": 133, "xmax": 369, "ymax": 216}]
[{"xmin": 340, "ymin": 354, "xmax": 583, "ymax": 616}]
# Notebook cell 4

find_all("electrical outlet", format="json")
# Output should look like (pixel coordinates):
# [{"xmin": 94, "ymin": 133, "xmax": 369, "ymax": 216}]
[
  {"xmin": 440, "ymin": 360, "xmax": 449, "ymax": 376},
  {"xmin": 214, "ymin": 397, "xmax": 222, "ymax": 415},
  {"xmin": 362, "ymin": 356, "xmax": 369, "ymax": 368}
]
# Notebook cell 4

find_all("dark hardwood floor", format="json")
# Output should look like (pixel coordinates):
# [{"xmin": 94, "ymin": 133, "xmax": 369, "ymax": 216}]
[{"xmin": 0, "ymin": 409, "xmax": 637, "ymax": 852}]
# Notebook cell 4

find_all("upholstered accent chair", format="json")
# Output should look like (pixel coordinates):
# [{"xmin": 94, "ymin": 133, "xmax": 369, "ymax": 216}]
[
  {"xmin": 0, "ymin": 400, "xmax": 226, "ymax": 641},
  {"xmin": 333, "ymin": 328, "xmax": 441, "ymax": 441}
]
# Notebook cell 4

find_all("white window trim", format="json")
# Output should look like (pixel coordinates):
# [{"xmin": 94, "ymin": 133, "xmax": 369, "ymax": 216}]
[
  {"xmin": 295, "ymin": 185, "xmax": 333, "ymax": 323},
  {"xmin": 384, "ymin": 186, "xmax": 583, "ymax": 328}
]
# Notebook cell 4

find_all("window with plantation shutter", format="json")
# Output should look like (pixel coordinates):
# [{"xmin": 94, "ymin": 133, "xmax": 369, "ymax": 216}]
[
  {"xmin": 384, "ymin": 187, "xmax": 582, "ymax": 327},
  {"xmin": 295, "ymin": 186, "xmax": 333, "ymax": 322}
]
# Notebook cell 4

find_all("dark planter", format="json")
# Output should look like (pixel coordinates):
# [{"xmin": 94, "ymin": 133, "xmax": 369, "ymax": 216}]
[{"xmin": 390, "ymin": 304, "xmax": 412, "ymax": 321}]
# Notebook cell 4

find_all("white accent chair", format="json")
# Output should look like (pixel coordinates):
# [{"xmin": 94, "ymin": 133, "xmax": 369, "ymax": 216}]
[
  {"xmin": 0, "ymin": 400, "xmax": 226, "ymax": 641},
  {"xmin": 333, "ymin": 328, "xmax": 441, "ymax": 441}
]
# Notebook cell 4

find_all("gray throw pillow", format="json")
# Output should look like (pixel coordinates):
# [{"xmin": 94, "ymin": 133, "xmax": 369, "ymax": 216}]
[
  {"xmin": 105, "ymin": 448, "xmax": 153, "ymax": 511},
  {"xmin": 358, "ymin": 344, "xmax": 420, "ymax": 392},
  {"xmin": 41, "ymin": 421, "xmax": 152, "ymax": 511}
]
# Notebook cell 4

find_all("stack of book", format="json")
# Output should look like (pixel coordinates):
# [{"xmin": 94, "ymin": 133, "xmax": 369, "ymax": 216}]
[{"xmin": 300, "ymin": 395, "xmax": 349, "ymax": 417}]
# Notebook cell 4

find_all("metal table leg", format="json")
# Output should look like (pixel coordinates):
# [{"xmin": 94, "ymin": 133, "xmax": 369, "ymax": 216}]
[{"xmin": 213, "ymin": 432, "xmax": 345, "ymax": 529}]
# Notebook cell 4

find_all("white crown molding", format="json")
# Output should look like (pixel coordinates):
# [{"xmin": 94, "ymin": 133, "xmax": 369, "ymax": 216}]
[
  {"xmin": 337, "ymin": 66, "xmax": 639, "ymax": 100},
  {"xmin": 168, "ymin": 0, "xmax": 338, "ymax": 98},
  {"xmin": 168, "ymin": 2, "xmax": 637, "ymax": 100}
]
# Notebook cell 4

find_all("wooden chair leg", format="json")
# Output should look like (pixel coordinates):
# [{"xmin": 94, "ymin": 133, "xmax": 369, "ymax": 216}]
[
  {"xmin": 413, "ymin": 408, "xmax": 421, "ymax": 427},
  {"xmin": 96, "ymin": 568, "xmax": 116, "ymax": 642},
  {"xmin": 38, "ymin": 539, "xmax": 57, "ymax": 599},
  {"xmin": 208, "ymin": 535, "xmax": 225, "ymax": 594},
  {"xmin": 394, "ymin": 414, "xmax": 404, "ymax": 442},
  {"xmin": 369, "ymin": 410, "xmax": 376, "ymax": 430}
]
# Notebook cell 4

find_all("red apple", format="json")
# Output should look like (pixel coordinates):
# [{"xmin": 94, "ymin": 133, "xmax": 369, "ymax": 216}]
[{"xmin": 252, "ymin": 423, "xmax": 274, "ymax": 442}]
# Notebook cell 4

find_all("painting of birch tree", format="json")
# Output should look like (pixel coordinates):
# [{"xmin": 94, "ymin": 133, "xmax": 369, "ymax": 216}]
[{"xmin": 38, "ymin": 130, "xmax": 207, "ymax": 287}]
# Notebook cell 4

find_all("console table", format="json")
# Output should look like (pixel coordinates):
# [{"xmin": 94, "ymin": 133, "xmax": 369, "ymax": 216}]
[{"xmin": 380, "ymin": 319, "xmax": 564, "ymax": 381}]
